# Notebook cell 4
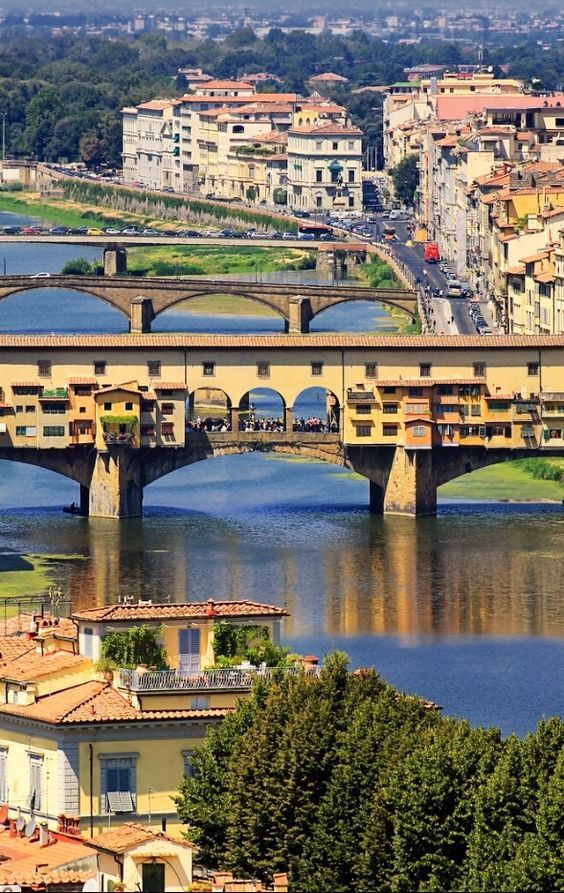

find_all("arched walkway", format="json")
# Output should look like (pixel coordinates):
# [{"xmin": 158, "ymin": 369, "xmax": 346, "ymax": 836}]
[
  {"xmin": 187, "ymin": 387, "xmax": 232, "ymax": 432},
  {"xmin": 236, "ymin": 387, "xmax": 287, "ymax": 432},
  {"xmin": 292, "ymin": 386, "xmax": 340, "ymax": 433}
]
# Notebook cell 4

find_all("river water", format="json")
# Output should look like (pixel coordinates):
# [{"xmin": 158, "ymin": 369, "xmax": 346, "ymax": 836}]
[{"xmin": 0, "ymin": 210, "xmax": 562, "ymax": 736}]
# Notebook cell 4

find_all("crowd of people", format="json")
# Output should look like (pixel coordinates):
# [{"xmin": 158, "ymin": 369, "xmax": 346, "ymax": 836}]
[{"xmin": 185, "ymin": 416, "xmax": 339, "ymax": 434}]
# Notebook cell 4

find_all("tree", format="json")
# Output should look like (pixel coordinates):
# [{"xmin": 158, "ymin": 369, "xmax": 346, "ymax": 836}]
[
  {"xmin": 79, "ymin": 130, "xmax": 109, "ymax": 166},
  {"xmin": 246, "ymin": 186, "xmax": 258, "ymax": 203},
  {"xmin": 391, "ymin": 153, "xmax": 419, "ymax": 208},
  {"xmin": 99, "ymin": 624, "xmax": 167, "ymax": 670},
  {"xmin": 61, "ymin": 258, "xmax": 93, "ymax": 275}
]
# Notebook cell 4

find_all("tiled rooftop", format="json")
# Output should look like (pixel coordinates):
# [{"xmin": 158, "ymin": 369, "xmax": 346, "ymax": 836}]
[
  {"xmin": 0, "ymin": 680, "xmax": 232, "ymax": 725},
  {"xmin": 2, "ymin": 334, "xmax": 564, "ymax": 349},
  {"xmin": 73, "ymin": 599, "xmax": 288, "ymax": 622},
  {"xmin": 0, "ymin": 650, "xmax": 89, "ymax": 682},
  {"xmin": 0, "ymin": 824, "xmax": 94, "ymax": 887},
  {"xmin": 0, "ymin": 636, "xmax": 34, "ymax": 666},
  {"xmin": 85, "ymin": 822, "xmax": 196, "ymax": 855}
]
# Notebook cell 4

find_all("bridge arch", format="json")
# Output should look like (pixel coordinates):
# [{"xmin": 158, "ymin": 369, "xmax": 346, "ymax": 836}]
[
  {"xmin": 141, "ymin": 435, "xmax": 347, "ymax": 487},
  {"xmin": 310, "ymin": 296, "xmax": 415, "ymax": 332},
  {"xmin": 292, "ymin": 386, "xmax": 340, "ymax": 431},
  {"xmin": 0, "ymin": 283, "xmax": 130, "ymax": 325},
  {"xmin": 151, "ymin": 290, "xmax": 290, "ymax": 327}
]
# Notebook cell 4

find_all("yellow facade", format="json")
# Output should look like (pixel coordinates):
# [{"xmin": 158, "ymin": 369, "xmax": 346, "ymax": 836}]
[{"xmin": 1, "ymin": 337, "xmax": 564, "ymax": 450}]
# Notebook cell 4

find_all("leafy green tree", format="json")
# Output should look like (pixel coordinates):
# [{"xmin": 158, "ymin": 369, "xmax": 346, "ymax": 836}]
[
  {"xmin": 79, "ymin": 130, "xmax": 109, "ymax": 166},
  {"xmin": 391, "ymin": 154, "xmax": 419, "ymax": 207},
  {"xmin": 23, "ymin": 85, "xmax": 61, "ymax": 159},
  {"xmin": 100, "ymin": 624, "xmax": 167, "ymax": 670},
  {"xmin": 61, "ymin": 258, "xmax": 93, "ymax": 275}
]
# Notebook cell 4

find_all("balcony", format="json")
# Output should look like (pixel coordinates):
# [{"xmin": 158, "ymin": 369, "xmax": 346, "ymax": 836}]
[
  {"xmin": 118, "ymin": 665, "xmax": 320, "ymax": 693},
  {"xmin": 103, "ymin": 432, "xmax": 135, "ymax": 446}
]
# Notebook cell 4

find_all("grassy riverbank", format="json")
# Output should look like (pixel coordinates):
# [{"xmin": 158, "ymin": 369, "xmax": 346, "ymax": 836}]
[
  {"xmin": 127, "ymin": 244, "xmax": 316, "ymax": 278},
  {"xmin": 0, "ymin": 552, "xmax": 84, "ymax": 600},
  {"xmin": 441, "ymin": 460, "xmax": 564, "ymax": 502}
]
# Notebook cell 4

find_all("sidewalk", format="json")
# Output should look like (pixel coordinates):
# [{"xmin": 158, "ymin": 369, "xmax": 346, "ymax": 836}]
[{"xmin": 419, "ymin": 290, "xmax": 459, "ymax": 335}]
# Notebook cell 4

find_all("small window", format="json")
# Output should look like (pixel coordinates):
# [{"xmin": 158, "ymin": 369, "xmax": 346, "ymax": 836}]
[
  {"xmin": 332, "ymin": 142, "xmax": 338, "ymax": 150},
  {"xmin": 356, "ymin": 425, "xmax": 371, "ymax": 437},
  {"xmin": 408, "ymin": 387, "xmax": 424, "ymax": 397},
  {"xmin": 383, "ymin": 403, "xmax": 398, "ymax": 414},
  {"xmin": 311, "ymin": 361, "xmax": 323, "ymax": 376},
  {"xmin": 365, "ymin": 362, "xmax": 378, "ymax": 379},
  {"xmin": 470, "ymin": 405, "xmax": 481, "ymax": 417},
  {"xmin": 315, "ymin": 170, "xmax": 323, "ymax": 182},
  {"xmin": 257, "ymin": 361, "xmax": 270, "ymax": 378},
  {"xmin": 191, "ymin": 695, "xmax": 210, "ymax": 709},
  {"xmin": 42, "ymin": 426, "xmax": 65, "ymax": 437},
  {"xmin": 141, "ymin": 401, "xmax": 154, "ymax": 412},
  {"xmin": 437, "ymin": 385, "xmax": 453, "ymax": 395},
  {"xmin": 315, "ymin": 141, "xmax": 323, "ymax": 150},
  {"xmin": 203, "ymin": 361, "xmax": 215, "ymax": 376},
  {"xmin": 348, "ymin": 169, "xmax": 355, "ymax": 183},
  {"xmin": 383, "ymin": 425, "xmax": 398, "ymax": 436},
  {"xmin": 356, "ymin": 404, "xmax": 371, "ymax": 414},
  {"xmin": 419, "ymin": 363, "xmax": 432, "ymax": 377},
  {"xmin": 104, "ymin": 402, "xmax": 112, "ymax": 411},
  {"xmin": 125, "ymin": 402, "xmax": 133, "ymax": 411},
  {"xmin": 412, "ymin": 425, "xmax": 426, "ymax": 437},
  {"xmin": 527, "ymin": 362, "xmax": 539, "ymax": 376},
  {"xmin": 148, "ymin": 361, "xmax": 161, "ymax": 377},
  {"xmin": 94, "ymin": 361, "xmax": 106, "ymax": 376},
  {"xmin": 383, "ymin": 386, "xmax": 396, "ymax": 394},
  {"xmin": 29, "ymin": 753, "xmax": 43, "ymax": 812},
  {"xmin": 26, "ymin": 405, "xmax": 35, "ymax": 413},
  {"xmin": 473, "ymin": 362, "xmax": 486, "ymax": 377},
  {"xmin": 16, "ymin": 405, "xmax": 23, "ymax": 413},
  {"xmin": 37, "ymin": 361, "xmax": 51, "ymax": 378},
  {"xmin": 182, "ymin": 750, "xmax": 195, "ymax": 778},
  {"xmin": 161, "ymin": 403, "xmax": 174, "ymax": 415}
]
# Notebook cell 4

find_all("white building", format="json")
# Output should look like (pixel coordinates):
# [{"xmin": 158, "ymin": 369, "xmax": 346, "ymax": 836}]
[{"xmin": 287, "ymin": 124, "xmax": 363, "ymax": 212}]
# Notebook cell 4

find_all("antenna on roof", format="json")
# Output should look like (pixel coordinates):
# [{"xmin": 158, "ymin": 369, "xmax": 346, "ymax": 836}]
[{"xmin": 118, "ymin": 594, "xmax": 134, "ymax": 606}]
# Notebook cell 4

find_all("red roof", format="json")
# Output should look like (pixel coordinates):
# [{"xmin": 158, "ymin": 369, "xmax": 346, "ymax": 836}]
[
  {"xmin": 85, "ymin": 822, "xmax": 196, "ymax": 855},
  {"xmin": 0, "ymin": 650, "xmax": 89, "ymax": 682},
  {"xmin": 0, "ymin": 680, "xmax": 232, "ymax": 725},
  {"xmin": 73, "ymin": 599, "xmax": 288, "ymax": 622}
]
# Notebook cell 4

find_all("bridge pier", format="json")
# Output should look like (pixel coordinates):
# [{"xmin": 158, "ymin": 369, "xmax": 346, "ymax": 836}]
[
  {"xmin": 89, "ymin": 448, "xmax": 143, "ymax": 519},
  {"xmin": 349, "ymin": 445, "xmax": 438, "ymax": 517},
  {"xmin": 130, "ymin": 297, "xmax": 155, "ymax": 334},
  {"xmin": 103, "ymin": 245, "xmax": 127, "ymax": 277},
  {"xmin": 288, "ymin": 296, "xmax": 314, "ymax": 334},
  {"xmin": 80, "ymin": 484, "xmax": 90, "ymax": 516}
]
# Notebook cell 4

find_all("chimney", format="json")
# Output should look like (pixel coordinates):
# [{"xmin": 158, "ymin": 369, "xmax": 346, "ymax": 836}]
[
  {"xmin": 39, "ymin": 823, "xmax": 50, "ymax": 847},
  {"xmin": 161, "ymin": 817, "xmax": 167, "ymax": 833},
  {"xmin": 206, "ymin": 599, "xmax": 218, "ymax": 617},
  {"xmin": 8, "ymin": 819, "xmax": 16, "ymax": 838}
]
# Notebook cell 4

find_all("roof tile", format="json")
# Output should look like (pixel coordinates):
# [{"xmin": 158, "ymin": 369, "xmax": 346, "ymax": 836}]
[
  {"xmin": 85, "ymin": 821, "xmax": 196, "ymax": 854},
  {"xmin": 0, "ymin": 650, "xmax": 89, "ymax": 682},
  {"xmin": 73, "ymin": 599, "xmax": 288, "ymax": 622}
]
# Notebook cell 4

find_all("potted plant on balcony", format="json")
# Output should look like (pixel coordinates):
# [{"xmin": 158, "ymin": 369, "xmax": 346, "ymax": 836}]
[
  {"xmin": 95, "ymin": 656, "xmax": 119, "ymax": 683},
  {"xmin": 98, "ymin": 624, "xmax": 168, "ymax": 676}
]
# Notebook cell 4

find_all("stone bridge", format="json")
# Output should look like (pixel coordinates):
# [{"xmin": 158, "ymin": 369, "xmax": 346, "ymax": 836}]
[
  {"xmin": 1, "ymin": 435, "xmax": 561, "ymax": 519},
  {"xmin": 0, "ymin": 275, "xmax": 417, "ymax": 334}
]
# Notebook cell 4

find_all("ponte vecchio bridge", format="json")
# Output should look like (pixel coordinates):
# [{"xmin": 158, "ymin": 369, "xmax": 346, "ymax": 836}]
[{"xmin": 0, "ymin": 332, "xmax": 563, "ymax": 519}]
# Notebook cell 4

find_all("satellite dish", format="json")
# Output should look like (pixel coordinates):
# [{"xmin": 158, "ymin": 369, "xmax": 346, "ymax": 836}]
[
  {"xmin": 24, "ymin": 820, "xmax": 36, "ymax": 838},
  {"xmin": 82, "ymin": 879, "xmax": 99, "ymax": 892},
  {"xmin": 15, "ymin": 817, "xmax": 25, "ymax": 832},
  {"xmin": 0, "ymin": 805, "xmax": 8, "ymax": 824}
]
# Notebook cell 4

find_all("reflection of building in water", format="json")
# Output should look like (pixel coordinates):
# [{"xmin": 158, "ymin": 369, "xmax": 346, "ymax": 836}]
[{"xmin": 313, "ymin": 516, "xmax": 564, "ymax": 639}]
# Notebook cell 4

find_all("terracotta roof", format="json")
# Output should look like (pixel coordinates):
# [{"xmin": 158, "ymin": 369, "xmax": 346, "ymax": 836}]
[
  {"xmin": 68, "ymin": 377, "xmax": 98, "ymax": 385},
  {"xmin": 0, "ymin": 867, "xmax": 95, "ymax": 887},
  {"xmin": 485, "ymin": 394, "xmax": 514, "ymax": 400},
  {"xmin": 153, "ymin": 382, "xmax": 187, "ymax": 390},
  {"xmin": 534, "ymin": 272, "xmax": 555, "ymax": 283},
  {"xmin": 498, "ymin": 232, "xmax": 518, "ymax": 242},
  {"xmin": 375, "ymin": 378, "xmax": 487, "ymax": 387},
  {"xmin": 85, "ymin": 822, "xmax": 197, "ymax": 855},
  {"xmin": 93, "ymin": 384, "xmax": 140, "ymax": 396},
  {"xmin": 137, "ymin": 100, "xmax": 174, "ymax": 111},
  {"xmin": 309, "ymin": 72, "xmax": 348, "ymax": 82},
  {"xmin": 289, "ymin": 123, "xmax": 362, "ymax": 136},
  {"xmin": 0, "ymin": 650, "xmax": 89, "ymax": 682},
  {"xmin": 201, "ymin": 80, "xmax": 253, "ymax": 90},
  {"xmin": 541, "ymin": 207, "xmax": 564, "ymax": 219},
  {"xmin": 2, "ymin": 334, "xmax": 564, "ymax": 349},
  {"xmin": 73, "ymin": 599, "xmax": 288, "ymax": 622},
  {"xmin": 252, "ymin": 131, "xmax": 288, "ymax": 144},
  {"xmin": 0, "ymin": 824, "xmax": 94, "ymax": 885},
  {"xmin": 0, "ymin": 636, "xmax": 34, "ymax": 666},
  {"xmin": 230, "ymin": 103, "xmax": 292, "ymax": 115},
  {"xmin": 0, "ymin": 680, "xmax": 232, "ymax": 725},
  {"xmin": 11, "ymin": 381, "xmax": 41, "ymax": 387},
  {"xmin": 519, "ymin": 251, "xmax": 549, "ymax": 263},
  {"xmin": 506, "ymin": 264, "xmax": 526, "ymax": 275}
]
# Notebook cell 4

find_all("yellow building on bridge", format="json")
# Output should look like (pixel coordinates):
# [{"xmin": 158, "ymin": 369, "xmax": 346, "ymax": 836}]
[{"xmin": 0, "ymin": 333, "xmax": 563, "ymax": 516}]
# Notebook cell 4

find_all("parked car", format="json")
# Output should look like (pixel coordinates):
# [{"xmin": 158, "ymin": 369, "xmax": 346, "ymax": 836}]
[
  {"xmin": 297, "ymin": 232, "xmax": 315, "ymax": 241},
  {"xmin": 293, "ymin": 210, "xmax": 311, "ymax": 218},
  {"xmin": 70, "ymin": 227, "xmax": 89, "ymax": 235},
  {"xmin": 178, "ymin": 229, "xmax": 201, "ymax": 238},
  {"xmin": 282, "ymin": 231, "xmax": 297, "ymax": 240},
  {"xmin": 142, "ymin": 229, "xmax": 158, "ymax": 235},
  {"xmin": 22, "ymin": 226, "xmax": 41, "ymax": 235},
  {"xmin": 103, "ymin": 227, "xmax": 121, "ymax": 235},
  {"xmin": 49, "ymin": 226, "xmax": 68, "ymax": 235},
  {"xmin": 121, "ymin": 227, "xmax": 141, "ymax": 235},
  {"xmin": 31, "ymin": 272, "xmax": 51, "ymax": 278},
  {"xmin": 87, "ymin": 228, "xmax": 103, "ymax": 236}
]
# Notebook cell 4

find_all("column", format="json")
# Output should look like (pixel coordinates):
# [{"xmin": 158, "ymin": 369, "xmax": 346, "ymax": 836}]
[
  {"xmin": 130, "ymin": 297, "xmax": 155, "ymax": 334},
  {"xmin": 79, "ymin": 484, "xmax": 89, "ymax": 516},
  {"xmin": 284, "ymin": 406, "xmax": 293, "ymax": 433},
  {"xmin": 230, "ymin": 406, "xmax": 240, "ymax": 432},
  {"xmin": 89, "ymin": 448, "xmax": 143, "ymax": 519}
]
